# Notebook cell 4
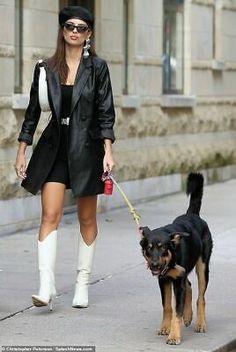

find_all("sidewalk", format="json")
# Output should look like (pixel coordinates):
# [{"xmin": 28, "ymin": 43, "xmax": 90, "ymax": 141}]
[{"xmin": 1, "ymin": 179, "xmax": 236, "ymax": 352}]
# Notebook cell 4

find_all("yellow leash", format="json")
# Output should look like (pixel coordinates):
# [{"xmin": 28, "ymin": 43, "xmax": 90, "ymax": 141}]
[{"xmin": 109, "ymin": 174, "xmax": 141, "ymax": 228}]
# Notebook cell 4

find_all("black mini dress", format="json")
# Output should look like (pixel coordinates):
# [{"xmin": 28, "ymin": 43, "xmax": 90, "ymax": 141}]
[{"xmin": 44, "ymin": 84, "xmax": 73, "ymax": 188}]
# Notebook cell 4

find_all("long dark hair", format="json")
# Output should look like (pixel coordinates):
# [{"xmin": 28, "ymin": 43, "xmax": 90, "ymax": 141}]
[{"xmin": 47, "ymin": 26, "xmax": 96, "ymax": 84}]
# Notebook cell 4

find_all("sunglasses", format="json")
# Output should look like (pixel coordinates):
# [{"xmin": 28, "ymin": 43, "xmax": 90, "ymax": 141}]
[{"xmin": 63, "ymin": 23, "xmax": 89, "ymax": 33}]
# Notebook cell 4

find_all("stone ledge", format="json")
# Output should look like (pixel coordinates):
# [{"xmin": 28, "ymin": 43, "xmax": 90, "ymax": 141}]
[
  {"xmin": 0, "ymin": 45, "xmax": 14, "ymax": 58},
  {"xmin": 0, "ymin": 146, "xmax": 32, "ymax": 162},
  {"xmin": 222, "ymin": 3, "xmax": 236, "ymax": 11},
  {"xmin": 226, "ymin": 62, "xmax": 236, "ymax": 71},
  {"xmin": 192, "ymin": 0, "xmax": 214, "ymax": 6},
  {"xmin": 197, "ymin": 97, "xmax": 236, "ymax": 105},
  {"xmin": 114, "ymin": 131, "xmax": 236, "ymax": 151},
  {"xmin": 134, "ymin": 56, "xmax": 162, "ymax": 67},
  {"xmin": 100, "ymin": 53, "xmax": 123, "ymax": 64},
  {"xmin": 0, "ymin": 191, "xmax": 75, "ymax": 236},
  {"xmin": 192, "ymin": 60, "xmax": 211, "ymax": 70},
  {"xmin": 160, "ymin": 95, "xmax": 196, "ymax": 108},
  {"xmin": 0, "ymin": 174, "xmax": 181, "ymax": 236},
  {"xmin": 2, "ymin": 165, "xmax": 236, "ymax": 235},
  {"xmin": 99, "ymin": 174, "xmax": 181, "ymax": 213},
  {"xmin": 212, "ymin": 60, "xmax": 225, "ymax": 71},
  {"xmin": 192, "ymin": 60, "xmax": 236, "ymax": 72},
  {"xmin": 0, "ymin": 97, "xmax": 12, "ymax": 109},
  {"xmin": 12, "ymin": 94, "xmax": 29, "ymax": 110},
  {"xmin": 121, "ymin": 95, "xmax": 141, "ymax": 109},
  {"xmin": 100, "ymin": 165, "xmax": 236, "ymax": 213}
]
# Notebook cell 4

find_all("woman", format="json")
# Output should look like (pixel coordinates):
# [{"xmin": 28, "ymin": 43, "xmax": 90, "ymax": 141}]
[{"xmin": 15, "ymin": 5, "xmax": 115, "ymax": 310}]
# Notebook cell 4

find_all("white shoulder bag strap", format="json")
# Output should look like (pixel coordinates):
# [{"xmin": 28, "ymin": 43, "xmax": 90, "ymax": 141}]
[{"xmin": 38, "ymin": 59, "xmax": 51, "ymax": 112}]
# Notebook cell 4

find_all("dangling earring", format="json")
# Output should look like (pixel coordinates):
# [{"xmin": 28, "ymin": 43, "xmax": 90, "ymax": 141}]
[{"xmin": 83, "ymin": 38, "xmax": 91, "ymax": 58}]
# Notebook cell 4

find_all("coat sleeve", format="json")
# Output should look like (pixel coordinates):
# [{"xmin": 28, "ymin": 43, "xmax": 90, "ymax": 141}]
[
  {"xmin": 95, "ymin": 60, "xmax": 115, "ymax": 143},
  {"xmin": 18, "ymin": 62, "xmax": 41, "ymax": 145}
]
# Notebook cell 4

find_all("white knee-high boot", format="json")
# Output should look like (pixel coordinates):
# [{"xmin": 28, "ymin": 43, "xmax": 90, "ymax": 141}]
[
  {"xmin": 32, "ymin": 230, "xmax": 57, "ymax": 310},
  {"xmin": 72, "ymin": 233, "xmax": 96, "ymax": 308}
]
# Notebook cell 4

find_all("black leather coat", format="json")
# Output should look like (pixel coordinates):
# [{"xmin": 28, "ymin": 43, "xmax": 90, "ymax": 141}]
[{"xmin": 18, "ymin": 56, "xmax": 115, "ymax": 197}]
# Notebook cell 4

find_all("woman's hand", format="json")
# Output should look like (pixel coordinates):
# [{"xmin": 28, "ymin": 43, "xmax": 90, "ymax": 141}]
[
  {"xmin": 103, "ymin": 139, "xmax": 115, "ymax": 172},
  {"xmin": 15, "ymin": 142, "xmax": 27, "ymax": 179},
  {"xmin": 103, "ymin": 150, "xmax": 115, "ymax": 173}
]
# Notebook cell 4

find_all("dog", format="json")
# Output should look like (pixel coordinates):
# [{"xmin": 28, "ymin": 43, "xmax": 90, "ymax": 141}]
[{"xmin": 140, "ymin": 173, "xmax": 213, "ymax": 345}]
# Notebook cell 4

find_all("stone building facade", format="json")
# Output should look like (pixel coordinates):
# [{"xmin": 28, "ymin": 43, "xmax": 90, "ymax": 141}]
[{"xmin": 1, "ymin": 0, "xmax": 236, "ymax": 234}]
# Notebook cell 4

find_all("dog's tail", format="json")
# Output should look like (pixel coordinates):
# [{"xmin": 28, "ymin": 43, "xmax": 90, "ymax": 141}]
[{"xmin": 186, "ymin": 173, "xmax": 204, "ymax": 215}]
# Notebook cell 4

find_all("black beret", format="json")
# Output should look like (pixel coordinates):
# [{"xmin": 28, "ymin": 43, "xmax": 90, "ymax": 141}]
[{"xmin": 59, "ymin": 6, "xmax": 94, "ymax": 28}]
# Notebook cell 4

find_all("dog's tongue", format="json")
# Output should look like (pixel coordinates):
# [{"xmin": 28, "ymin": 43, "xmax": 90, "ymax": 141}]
[{"xmin": 152, "ymin": 269, "xmax": 161, "ymax": 276}]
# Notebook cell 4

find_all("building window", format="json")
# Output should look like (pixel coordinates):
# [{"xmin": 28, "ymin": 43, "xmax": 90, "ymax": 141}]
[
  {"xmin": 163, "ymin": 0, "xmax": 184, "ymax": 94},
  {"xmin": 123, "ymin": 0, "xmax": 129, "ymax": 95},
  {"xmin": 213, "ymin": 3, "xmax": 216, "ymax": 59},
  {"xmin": 14, "ymin": 0, "xmax": 23, "ymax": 93}
]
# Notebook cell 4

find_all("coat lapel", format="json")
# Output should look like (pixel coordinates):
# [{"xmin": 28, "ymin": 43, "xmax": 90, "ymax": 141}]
[
  {"xmin": 70, "ymin": 56, "xmax": 92, "ymax": 115},
  {"xmin": 47, "ymin": 68, "xmax": 61, "ymax": 122}
]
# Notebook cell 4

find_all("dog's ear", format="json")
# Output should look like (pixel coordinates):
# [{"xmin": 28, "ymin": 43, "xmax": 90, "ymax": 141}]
[
  {"xmin": 139, "ymin": 226, "xmax": 151, "ymax": 237},
  {"xmin": 139, "ymin": 226, "xmax": 151, "ymax": 248},
  {"xmin": 139, "ymin": 237, "xmax": 147, "ymax": 249},
  {"xmin": 170, "ymin": 232, "xmax": 190, "ymax": 245}
]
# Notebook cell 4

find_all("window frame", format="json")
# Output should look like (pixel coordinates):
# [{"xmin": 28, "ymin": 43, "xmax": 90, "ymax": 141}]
[
  {"xmin": 122, "ymin": 0, "xmax": 129, "ymax": 95},
  {"xmin": 162, "ymin": 0, "xmax": 184, "ymax": 95},
  {"xmin": 14, "ymin": 0, "xmax": 23, "ymax": 94}
]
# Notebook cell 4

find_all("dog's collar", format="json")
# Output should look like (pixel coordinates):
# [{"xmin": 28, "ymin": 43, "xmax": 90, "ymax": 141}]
[
  {"xmin": 146, "ymin": 261, "xmax": 171, "ymax": 277},
  {"xmin": 159, "ymin": 264, "xmax": 170, "ymax": 277}
]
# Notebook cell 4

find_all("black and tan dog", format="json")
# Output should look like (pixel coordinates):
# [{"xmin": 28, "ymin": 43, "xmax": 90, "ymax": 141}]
[{"xmin": 140, "ymin": 173, "xmax": 213, "ymax": 345}]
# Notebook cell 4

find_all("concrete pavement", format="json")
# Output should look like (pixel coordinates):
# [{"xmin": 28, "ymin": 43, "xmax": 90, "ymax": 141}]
[{"xmin": 1, "ymin": 178, "xmax": 236, "ymax": 352}]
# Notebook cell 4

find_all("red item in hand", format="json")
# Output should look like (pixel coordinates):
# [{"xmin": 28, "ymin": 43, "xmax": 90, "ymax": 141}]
[{"xmin": 104, "ymin": 178, "xmax": 113, "ymax": 195}]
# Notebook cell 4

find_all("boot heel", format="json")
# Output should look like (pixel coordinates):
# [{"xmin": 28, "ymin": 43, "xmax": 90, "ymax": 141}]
[
  {"xmin": 49, "ymin": 298, "xmax": 53, "ymax": 311},
  {"xmin": 49, "ymin": 293, "xmax": 56, "ymax": 311}
]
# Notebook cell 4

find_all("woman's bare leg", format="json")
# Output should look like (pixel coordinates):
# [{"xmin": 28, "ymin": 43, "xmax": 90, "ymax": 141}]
[
  {"xmin": 39, "ymin": 182, "xmax": 66, "ymax": 241},
  {"xmin": 77, "ymin": 196, "xmax": 98, "ymax": 244}
]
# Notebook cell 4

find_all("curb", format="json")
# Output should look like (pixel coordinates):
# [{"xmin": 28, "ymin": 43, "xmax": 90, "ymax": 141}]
[{"xmin": 213, "ymin": 339, "xmax": 236, "ymax": 352}]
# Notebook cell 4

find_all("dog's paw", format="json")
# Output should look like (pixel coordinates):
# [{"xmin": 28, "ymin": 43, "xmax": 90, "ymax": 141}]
[
  {"xmin": 184, "ymin": 319, "xmax": 192, "ymax": 327},
  {"xmin": 166, "ymin": 336, "xmax": 181, "ymax": 345},
  {"xmin": 158, "ymin": 327, "xmax": 170, "ymax": 336},
  {"xmin": 195, "ymin": 323, "xmax": 206, "ymax": 333},
  {"xmin": 183, "ymin": 310, "xmax": 193, "ymax": 327}
]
